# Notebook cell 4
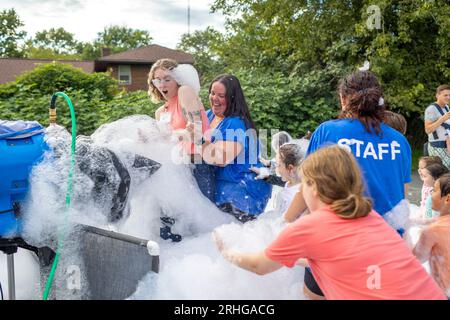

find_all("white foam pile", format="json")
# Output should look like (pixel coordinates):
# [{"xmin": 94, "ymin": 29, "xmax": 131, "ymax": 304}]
[{"xmin": 0, "ymin": 115, "xmax": 433, "ymax": 300}]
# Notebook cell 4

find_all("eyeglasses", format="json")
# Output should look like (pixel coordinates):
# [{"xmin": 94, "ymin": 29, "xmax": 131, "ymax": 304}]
[{"xmin": 151, "ymin": 77, "xmax": 173, "ymax": 87}]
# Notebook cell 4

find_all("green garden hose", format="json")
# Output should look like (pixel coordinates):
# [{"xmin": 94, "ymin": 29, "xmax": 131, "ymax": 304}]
[{"xmin": 42, "ymin": 92, "xmax": 77, "ymax": 300}]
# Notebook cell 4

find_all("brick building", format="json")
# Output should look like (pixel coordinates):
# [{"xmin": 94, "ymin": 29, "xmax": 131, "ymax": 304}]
[{"xmin": 0, "ymin": 44, "xmax": 194, "ymax": 92}]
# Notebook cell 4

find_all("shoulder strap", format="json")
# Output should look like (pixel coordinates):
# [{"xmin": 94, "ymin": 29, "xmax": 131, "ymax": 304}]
[
  {"xmin": 431, "ymin": 103, "xmax": 450, "ymax": 140},
  {"xmin": 433, "ymin": 103, "xmax": 445, "ymax": 116}
]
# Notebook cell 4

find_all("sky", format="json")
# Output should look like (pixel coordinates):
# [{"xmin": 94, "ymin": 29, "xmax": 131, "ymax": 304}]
[{"xmin": 1, "ymin": 0, "xmax": 226, "ymax": 49}]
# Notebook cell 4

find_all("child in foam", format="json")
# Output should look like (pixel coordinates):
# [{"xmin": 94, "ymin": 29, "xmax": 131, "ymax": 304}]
[
  {"xmin": 252, "ymin": 131, "xmax": 293, "ymax": 186},
  {"xmin": 272, "ymin": 143, "xmax": 305, "ymax": 217},
  {"xmin": 383, "ymin": 110, "xmax": 407, "ymax": 135},
  {"xmin": 213, "ymin": 145, "xmax": 446, "ymax": 300},
  {"xmin": 413, "ymin": 173, "xmax": 450, "ymax": 297},
  {"xmin": 251, "ymin": 131, "xmax": 310, "ymax": 188},
  {"xmin": 414, "ymin": 162, "xmax": 448, "ymax": 222}
]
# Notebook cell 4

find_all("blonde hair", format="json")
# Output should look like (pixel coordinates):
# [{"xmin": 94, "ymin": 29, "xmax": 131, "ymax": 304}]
[
  {"xmin": 300, "ymin": 145, "xmax": 372, "ymax": 219},
  {"xmin": 147, "ymin": 58, "xmax": 178, "ymax": 103}
]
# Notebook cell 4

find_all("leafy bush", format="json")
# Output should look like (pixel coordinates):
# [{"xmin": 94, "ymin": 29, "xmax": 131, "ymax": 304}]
[
  {"xmin": 0, "ymin": 62, "xmax": 118, "ymax": 99},
  {"xmin": 0, "ymin": 63, "xmax": 161, "ymax": 135},
  {"xmin": 0, "ymin": 88, "xmax": 159, "ymax": 135},
  {"xmin": 200, "ymin": 63, "xmax": 350, "ymax": 139}
]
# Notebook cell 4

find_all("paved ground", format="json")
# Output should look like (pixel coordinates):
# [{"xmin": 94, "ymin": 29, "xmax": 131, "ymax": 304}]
[{"xmin": 407, "ymin": 170, "xmax": 421, "ymax": 205}]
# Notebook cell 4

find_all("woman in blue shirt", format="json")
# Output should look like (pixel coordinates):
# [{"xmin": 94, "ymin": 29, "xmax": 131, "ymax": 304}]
[{"xmin": 195, "ymin": 74, "xmax": 272, "ymax": 222}]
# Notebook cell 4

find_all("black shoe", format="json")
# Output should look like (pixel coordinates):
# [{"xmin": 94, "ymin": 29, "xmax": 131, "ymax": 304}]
[
  {"xmin": 160, "ymin": 225, "xmax": 182, "ymax": 242},
  {"xmin": 169, "ymin": 233, "xmax": 182, "ymax": 242}
]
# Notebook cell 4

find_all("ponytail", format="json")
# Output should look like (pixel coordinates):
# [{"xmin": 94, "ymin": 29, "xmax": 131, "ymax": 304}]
[{"xmin": 331, "ymin": 194, "xmax": 372, "ymax": 219}]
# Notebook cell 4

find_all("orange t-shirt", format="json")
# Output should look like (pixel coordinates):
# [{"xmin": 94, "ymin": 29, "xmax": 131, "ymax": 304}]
[
  {"xmin": 265, "ymin": 206, "xmax": 446, "ymax": 300},
  {"xmin": 164, "ymin": 95, "xmax": 210, "ymax": 154}
]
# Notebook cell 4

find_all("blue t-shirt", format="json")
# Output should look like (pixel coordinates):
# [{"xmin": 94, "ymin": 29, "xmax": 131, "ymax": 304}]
[
  {"xmin": 206, "ymin": 110, "xmax": 272, "ymax": 215},
  {"xmin": 307, "ymin": 118, "xmax": 412, "ymax": 215}
]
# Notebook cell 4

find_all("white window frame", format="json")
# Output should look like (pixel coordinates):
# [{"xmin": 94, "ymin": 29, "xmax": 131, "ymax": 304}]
[{"xmin": 118, "ymin": 65, "xmax": 132, "ymax": 85}]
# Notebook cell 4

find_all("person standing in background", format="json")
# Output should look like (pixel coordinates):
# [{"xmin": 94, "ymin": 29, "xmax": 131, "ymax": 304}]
[{"xmin": 424, "ymin": 85, "xmax": 450, "ymax": 168}]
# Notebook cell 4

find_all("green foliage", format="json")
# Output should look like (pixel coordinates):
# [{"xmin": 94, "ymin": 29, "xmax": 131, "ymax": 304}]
[
  {"xmin": 0, "ymin": 8, "xmax": 27, "ymax": 57},
  {"xmin": 92, "ymin": 25, "xmax": 153, "ymax": 58},
  {"xmin": 0, "ymin": 62, "xmax": 118, "ymax": 99},
  {"xmin": 0, "ymin": 63, "xmax": 153, "ymax": 135},
  {"xmin": 32, "ymin": 27, "xmax": 79, "ymax": 55},
  {"xmin": 23, "ymin": 45, "xmax": 82, "ymax": 60},
  {"xmin": 233, "ymin": 65, "xmax": 347, "ymax": 137},
  {"xmin": 177, "ymin": 27, "xmax": 227, "ymax": 81},
  {"xmin": 206, "ymin": 0, "xmax": 450, "ymax": 148},
  {"xmin": 74, "ymin": 25, "xmax": 154, "ymax": 60},
  {"xmin": 96, "ymin": 90, "xmax": 159, "ymax": 125},
  {"xmin": 0, "ymin": 87, "xmax": 158, "ymax": 136},
  {"xmin": 0, "ymin": 85, "xmax": 156, "ymax": 136}
]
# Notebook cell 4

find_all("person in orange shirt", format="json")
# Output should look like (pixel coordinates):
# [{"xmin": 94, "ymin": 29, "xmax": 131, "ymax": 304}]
[
  {"xmin": 413, "ymin": 173, "xmax": 450, "ymax": 297},
  {"xmin": 148, "ymin": 58, "xmax": 214, "ymax": 202},
  {"xmin": 213, "ymin": 145, "xmax": 446, "ymax": 300},
  {"xmin": 148, "ymin": 59, "xmax": 214, "ymax": 242}
]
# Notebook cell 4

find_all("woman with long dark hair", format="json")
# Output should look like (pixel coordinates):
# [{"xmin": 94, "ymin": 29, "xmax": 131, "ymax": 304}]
[{"xmin": 198, "ymin": 74, "xmax": 272, "ymax": 222}]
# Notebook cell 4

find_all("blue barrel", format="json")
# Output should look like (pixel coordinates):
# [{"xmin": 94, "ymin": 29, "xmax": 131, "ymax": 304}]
[{"xmin": 0, "ymin": 122, "xmax": 48, "ymax": 237}]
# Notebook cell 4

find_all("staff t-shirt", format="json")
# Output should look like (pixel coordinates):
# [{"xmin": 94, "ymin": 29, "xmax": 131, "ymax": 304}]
[
  {"xmin": 306, "ymin": 119, "xmax": 411, "ymax": 215},
  {"xmin": 265, "ymin": 206, "xmax": 446, "ymax": 300}
]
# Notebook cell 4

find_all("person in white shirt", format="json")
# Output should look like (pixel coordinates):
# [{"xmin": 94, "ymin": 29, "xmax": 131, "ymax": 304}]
[
  {"xmin": 272, "ymin": 143, "xmax": 306, "ymax": 217},
  {"xmin": 424, "ymin": 84, "xmax": 450, "ymax": 169}
]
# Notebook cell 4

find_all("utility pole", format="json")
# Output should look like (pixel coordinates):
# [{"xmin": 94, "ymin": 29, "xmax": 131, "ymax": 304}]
[{"xmin": 188, "ymin": 0, "xmax": 191, "ymax": 35}]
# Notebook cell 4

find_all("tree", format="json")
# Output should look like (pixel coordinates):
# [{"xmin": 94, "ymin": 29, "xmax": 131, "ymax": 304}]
[
  {"xmin": 177, "ymin": 27, "xmax": 226, "ymax": 80},
  {"xmin": 75, "ymin": 42, "xmax": 99, "ymax": 61},
  {"xmin": 210, "ymin": 0, "xmax": 450, "ymax": 147},
  {"xmin": 96, "ymin": 25, "xmax": 153, "ymax": 53},
  {"xmin": 0, "ymin": 8, "xmax": 27, "ymax": 57},
  {"xmin": 32, "ymin": 27, "xmax": 79, "ymax": 55},
  {"xmin": 71, "ymin": 25, "xmax": 153, "ymax": 60}
]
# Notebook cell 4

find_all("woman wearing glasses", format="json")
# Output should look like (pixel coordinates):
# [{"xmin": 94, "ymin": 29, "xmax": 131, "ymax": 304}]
[
  {"xmin": 148, "ymin": 59, "xmax": 215, "ymax": 242},
  {"xmin": 148, "ymin": 58, "xmax": 215, "ymax": 203}
]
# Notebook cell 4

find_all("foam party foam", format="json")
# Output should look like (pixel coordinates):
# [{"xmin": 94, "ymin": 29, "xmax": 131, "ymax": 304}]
[{"xmin": 0, "ymin": 115, "xmax": 437, "ymax": 299}]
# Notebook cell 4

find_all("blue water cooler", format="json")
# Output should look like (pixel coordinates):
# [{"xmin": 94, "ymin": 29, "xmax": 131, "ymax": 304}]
[{"xmin": 0, "ymin": 121, "xmax": 48, "ymax": 238}]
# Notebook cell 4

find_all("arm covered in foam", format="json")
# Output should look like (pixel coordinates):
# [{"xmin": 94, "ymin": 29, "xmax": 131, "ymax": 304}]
[{"xmin": 213, "ymin": 231, "xmax": 283, "ymax": 275}]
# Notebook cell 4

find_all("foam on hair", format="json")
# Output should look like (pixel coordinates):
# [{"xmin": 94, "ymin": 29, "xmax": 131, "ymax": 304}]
[{"xmin": 170, "ymin": 64, "xmax": 201, "ymax": 95}]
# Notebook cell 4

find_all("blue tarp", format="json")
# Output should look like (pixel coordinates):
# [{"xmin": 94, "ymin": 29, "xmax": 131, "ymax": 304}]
[
  {"xmin": 0, "ymin": 120, "xmax": 47, "ymax": 237},
  {"xmin": 0, "ymin": 120, "xmax": 44, "ymax": 140}
]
